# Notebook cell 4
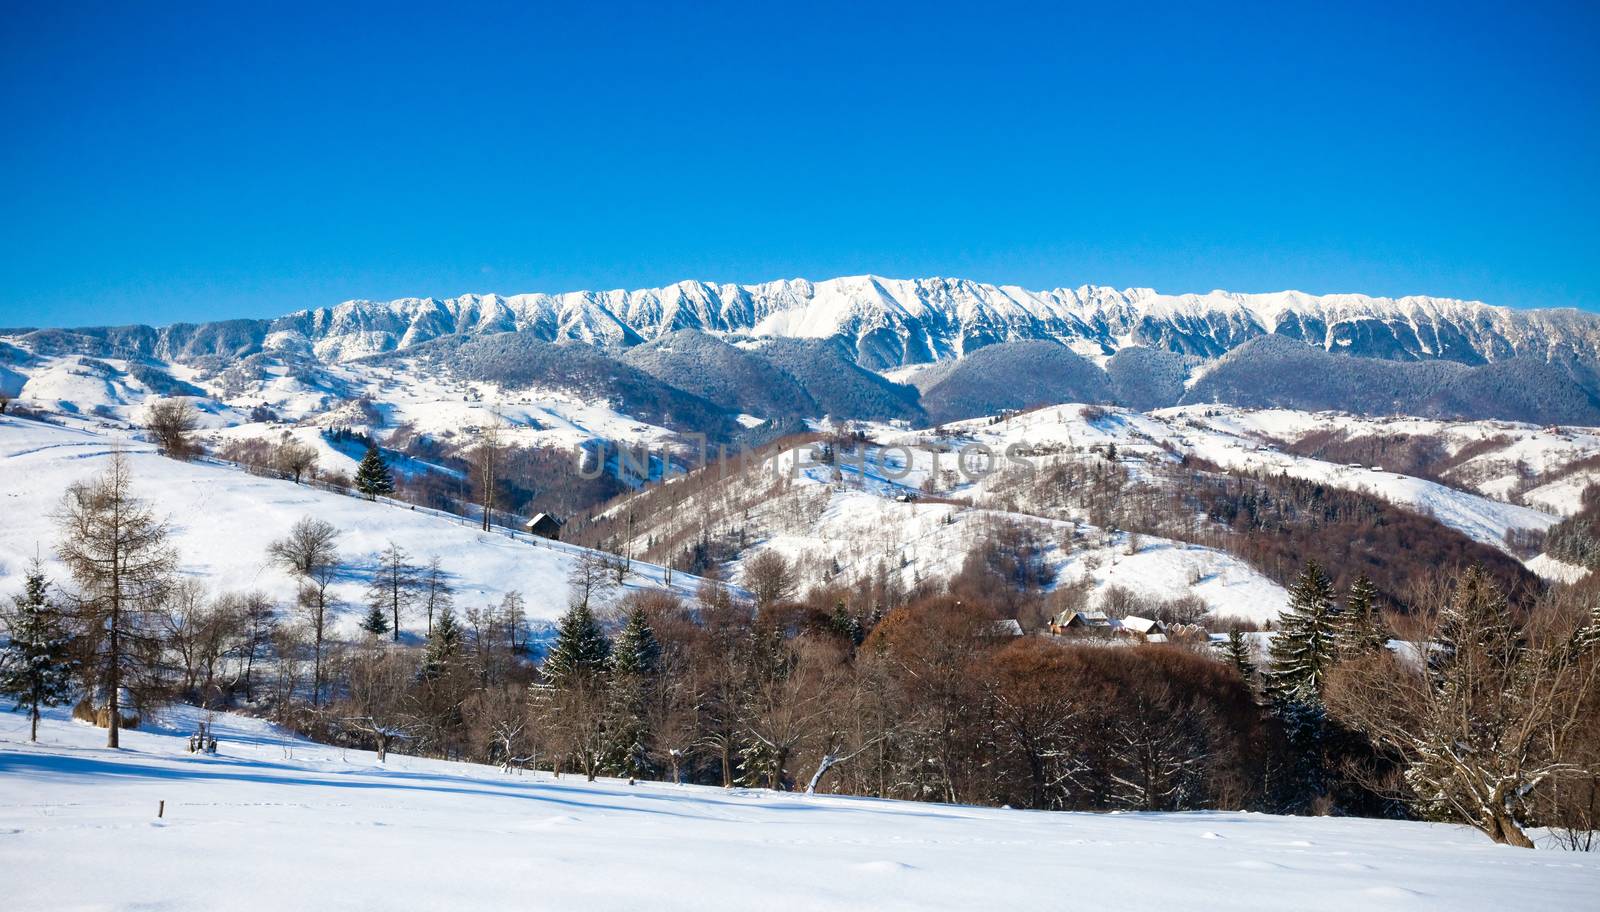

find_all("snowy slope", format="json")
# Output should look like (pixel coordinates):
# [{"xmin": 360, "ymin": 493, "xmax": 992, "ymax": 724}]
[
  {"xmin": 620, "ymin": 445, "xmax": 1291, "ymax": 622},
  {"xmin": 0, "ymin": 416, "xmax": 710, "ymax": 634},
  {"xmin": 3, "ymin": 705, "xmax": 1596, "ymax": 912},
  {"xmin": 895, "ymin": 405, "xmax": 1566, "ymax": 554}
]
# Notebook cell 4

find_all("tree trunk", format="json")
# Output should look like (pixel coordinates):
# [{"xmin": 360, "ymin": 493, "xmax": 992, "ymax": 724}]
[
  {"xmin": 1485, "ymin": 809, "xmax": 1536, "ymax": 848},
  {"xmin": 806, "ymin": 754, "xmax": 838, "ymax": 795},
  {"xmin": 107, "ymin": 611, "xmax": 121, "ymax": 749}
]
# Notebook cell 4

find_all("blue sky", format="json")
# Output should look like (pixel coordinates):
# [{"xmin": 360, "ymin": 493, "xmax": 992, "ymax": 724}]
[{"xmin": 2, "ymin": 1, "xmax": 1596, "ymax": 328}]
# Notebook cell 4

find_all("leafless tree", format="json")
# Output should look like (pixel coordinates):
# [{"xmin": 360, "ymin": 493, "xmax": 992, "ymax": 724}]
[
  {"xmin": 567, "ymin": 549, "xmax": 617, "ymax": 612},
  {"xmin": 419, "ymin": 556, "xmax": 453, "ymax": 637},
  {"xmin": 223, "ymin": 590, "xmax": 277, "ymax": 702},
  {"xmin": 273, "ymin": 435, "xmax": 319, "ymax": 483},
  {"xmin": 54, "ymin": 450, "xmax": 178, "ymax": 747},
  {"xmin": 742, "ymin": 551, "xmax": 795, "ymax": 612},
  {"xmin": 267, "ymin": 516, "xmax": 342, "ymax": 706},
  {"xmin": 145, "ymin": 398, "xmax": 200, "ymax": 459},
  {"xmin": 160, "ymin": 579, "xmax": 240, "ymax": 707},
  {"xmin": 474, "ymin": 412, "xmax": 503, "ymax": 531},
  {"xmin": 343, "ymin": 645, "xmax": 419, "ymax": 762},
  {"xmin": 366, "ymin": 540, "xmax": 417, "ymax": 642},
  {"xmin": 1326, "ymin": 567, "xmax": 1600, "ymax": 847}
]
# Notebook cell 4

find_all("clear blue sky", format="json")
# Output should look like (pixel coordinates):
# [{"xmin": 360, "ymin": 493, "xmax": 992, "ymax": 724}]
[{"xmin": 2, "ymin": 1, "xmax": 1596, "ymax": 328}]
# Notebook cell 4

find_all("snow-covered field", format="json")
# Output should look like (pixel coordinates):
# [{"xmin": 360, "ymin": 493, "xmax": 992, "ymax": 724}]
[
  {"xmin": 0, "ymin": 416, "xmax": 711, "ymax": 635},
  {"xmin": 3, "ymin": 705, "xmax": 1596, "ymax": 911}
]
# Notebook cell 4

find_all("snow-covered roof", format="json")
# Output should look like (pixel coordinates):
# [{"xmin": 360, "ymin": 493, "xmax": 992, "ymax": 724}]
[
  {"xmin": 987, "ymin": 619, "xmax": 1024, "ymax": 637},
  {"xmin": 1120, "ymin": 616, "xmax": 1163, "ymax": 635}
]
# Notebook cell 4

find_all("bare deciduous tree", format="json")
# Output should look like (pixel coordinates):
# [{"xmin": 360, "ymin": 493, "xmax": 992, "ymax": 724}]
[
  {"xmin": 1327, "ymin": 567, "xmax": 1600, "ymax": 848},
  {"xmin": 54, "ymin": 450, "xmax": 178, "ymax": 747},
  {"xmin": 145, "ymin": 399, "xmax": 200, "ymax": 459},
  {"xmin": 267, "ymin": 517, "xmax": 342, "ymax": 706},
  {"xmin": 273, "ymin": 435, "xmax": 319, "ymax": 483}
]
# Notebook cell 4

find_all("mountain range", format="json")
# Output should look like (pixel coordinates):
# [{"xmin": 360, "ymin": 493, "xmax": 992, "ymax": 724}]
[{"xmin": 6, "ymin": 276, "xmax": 1600, "ymax": 426}]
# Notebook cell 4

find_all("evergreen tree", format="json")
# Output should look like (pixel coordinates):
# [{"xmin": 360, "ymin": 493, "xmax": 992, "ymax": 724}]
[
  {"xmin": 606, "ymin": 605, "xmax": 660, "ymax": 778},
  {"xmin": 354, "ymin": 446, "xmax": 395, "ymax": 500},
  {"xmin": 1224, "ymin": 629, "xmax": 1256, "ymax": 683},
  {"xmin": 359, "ymin": 603, "xmax": 391, "ymax": 637},
  {"xmin": 1267, "ymin": 561, "xmax": 1339, "ymax": 702},
  {"xmin": 1264, "ymin": 561, "xmax": 1342, "ymax": 811},
  {"xmin": 1436, "ymin": 564, "xmax": 1517, "ymax": 662},
  {"xmin": 0, "ymin": 563, "xmax": 77, "ymax": 742},
  {"xmin": 611, "ymin": 606, "xmax": 660, "ymax": 678},
  {"xmin": 421, "ymin": 608, "xmax": 462, "ymax": 678},
  {"xmin": 1336, "ymin": 574, "xmax": 1386, "ymax": 657},
  {"xmin": 828, "ymin": 601, "xmax": 864, "ymax": 646},
  {"xmin": 543, "ymin": 602, "xmax": 611, "ymax": 683}
]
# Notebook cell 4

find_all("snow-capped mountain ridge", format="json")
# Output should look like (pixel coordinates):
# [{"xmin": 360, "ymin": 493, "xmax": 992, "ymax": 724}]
[
  {"xmin": 11, "ymin": 276, "xmax": 1600, "ymax": 383},
  {"xmin": 273, "ymin": 275, "xmax": 1600, "ymax": 370}
]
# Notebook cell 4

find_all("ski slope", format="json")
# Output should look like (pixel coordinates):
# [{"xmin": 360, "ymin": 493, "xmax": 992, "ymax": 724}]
[
  {"xmin": 2, "ymin": 705, "xmax": 1596, "ymax": 911},
  {"xmin": 0, "ymin": 416, "xmax": 708, "ymax": 636}
]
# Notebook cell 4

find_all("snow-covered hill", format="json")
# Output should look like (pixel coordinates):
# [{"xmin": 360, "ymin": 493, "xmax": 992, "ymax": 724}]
[
  {"xmin": 2, "ymin": 704, "xmax": 1595, "ymax": 911},
  {"xmin": 0, "ymin": 416, "xmax": 711, "ymax": 636}
]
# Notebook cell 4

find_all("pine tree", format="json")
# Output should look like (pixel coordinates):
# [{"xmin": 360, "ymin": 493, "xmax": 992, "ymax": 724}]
[
  {"xmin": 360, "ymin": 603, "xmax": 391, "ymax": 637},
  {"xmin": 1224, "ymin": 629, "xmax": 1256, "ymax": 683},
  {"xmin": 543, "ymin": 602, "xmax": 611, "ymax": 684},
  {"xmin": 1336, "ymin": 574, "xmax": 1386, "ymax": 657},
  {"xmin": 0, "ymin": 563, "xmax": 78, "ymax": 742},
  {"xmin": 354, "ymin": 446, "xmax": 395, "ymax": 500},
  {"xmin": 1267, "ymin": 561, "xmax": 1339, "ymax": 702}
]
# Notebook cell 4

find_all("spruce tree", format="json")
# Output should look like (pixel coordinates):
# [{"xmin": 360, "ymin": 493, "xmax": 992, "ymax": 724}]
[
  {"xmin": 421, "ymin": 608, "xmax": 462, "ymax": 678},
  {"xmin": 612, "ymin": 606, "xmax": 660, "ymax": 678},
  {"xmin": 355, "ymin": 446, "xmax": 395, "ymax": 500},
  {"xmin": 0, "ymin": 563, "xmax": 77, "ymax": 742},
  {"xmin": 1224, "ymin": 629, "xmax": 1256, "ymax": 683},
  {"xmin": 543, "ymin": 601, "xmax": 611, "ymax": 684},
  {"xmin": 1267, "ymin": 560, "xmax": 1339, "ymax": 702},
  {"xmin": 1264, "ymin": 561, "xmax": 1342, "ymax": 811},
  {"xmin": 360, "ymin": 603, "xmax": 391, "ymax": 637},
  {"xmin": 607, "ymin": 605, "xmax": 660, "ymax": 778},
  {"xmin": 1436, "ymin": 564, "xmax": 1517, "ymax": 662},
  {"xmin": 1336, "ymin": 574, "xmax": 1386, "ymax": 657}
]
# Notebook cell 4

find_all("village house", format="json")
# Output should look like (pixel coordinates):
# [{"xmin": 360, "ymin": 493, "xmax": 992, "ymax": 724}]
[
  {"xmin": 523, "ymin": 513, "xmax": 564, "ymax": 541},
  {"xmin": 1049, "ymin": 610, "xmax": 1167, "ymax": 641}
]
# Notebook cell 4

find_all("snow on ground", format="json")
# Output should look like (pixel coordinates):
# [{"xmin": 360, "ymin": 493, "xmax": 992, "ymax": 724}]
[
  {"xmin": 1168, "ymin": 407, "xmax": 1600, "ymax": 516},
  {"xmin": 0, "ymin": 416, "xmax": 710, "ymax": 638},
  {"xmin": 691, "ymin": 447, "xmax": 1291, "ymax": 622},
  {"xmin": 882, "ymin": 405, "xmax": 1566, "ymax": 554},
  {"xmin": 1527, "ymin": 553, "xmax": 1593, "ymax": 584},
  {"xmin": 3, "ymin": 705, "xmax": 1596, "ymax": 911}
]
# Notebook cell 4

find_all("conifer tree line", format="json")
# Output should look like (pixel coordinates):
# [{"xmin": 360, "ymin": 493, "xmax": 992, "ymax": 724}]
[{"xmin": 3, "ymin": 455, "xmax": 1598, "ymax": 849}]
